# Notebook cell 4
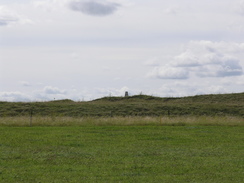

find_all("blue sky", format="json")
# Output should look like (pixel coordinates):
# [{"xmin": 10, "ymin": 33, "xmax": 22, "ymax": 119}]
[{"xmin": 0, "ymin": 0, "xmax": 244, "ymax": 101}]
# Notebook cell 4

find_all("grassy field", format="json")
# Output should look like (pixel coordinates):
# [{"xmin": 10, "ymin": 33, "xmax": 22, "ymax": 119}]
[
  {"xmin": 0, "ymin": 125, "xmax": 243, "ymax": 182},
  {"xmin": 0, "ymin": 93, "xmax": 243, "ymax": 182}
]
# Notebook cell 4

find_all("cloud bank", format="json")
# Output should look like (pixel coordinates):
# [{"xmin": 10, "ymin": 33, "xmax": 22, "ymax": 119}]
[
  {"xmin": 147, "ymin": 66, "xmax": 189, "ymax": 79},
  {"xmin": 0, "ymin": 5, "xmax": 32, "ymax": 26},
  {"xmin": 0, "ymin": 6, "xmax": 19, "ymax": 26},
  {"xmin": 147, "ymin": 41, "xmax": 243, "ymax": 80},
  {"xmin": 43, "ymin": 86, "xmax": 66, "ymax": 95},
  {"xmin": 0, "ymin": 92, "xmax": 31, "ymax": 102},
  {"xmin": 0, "ymin": 85, "xmax": 131, "ymax": 102},
  {"xmin": 69, "ymin": 0, "xmax": 120, "ymax": 16}
]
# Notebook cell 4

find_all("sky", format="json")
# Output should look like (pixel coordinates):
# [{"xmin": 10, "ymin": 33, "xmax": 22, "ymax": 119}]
[{"xmin": 0, "ymin": 0, "xmax": 244, "ymax": 101}]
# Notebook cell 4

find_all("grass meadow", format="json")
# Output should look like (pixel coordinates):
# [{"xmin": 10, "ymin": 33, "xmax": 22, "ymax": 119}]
[
  {"xmin": 0, "ymin": 116, "xmax": 243, "ymax": 182},
  {"xmin": 1, "ymin": 93, "xmax": 243, "ymax": 182}
]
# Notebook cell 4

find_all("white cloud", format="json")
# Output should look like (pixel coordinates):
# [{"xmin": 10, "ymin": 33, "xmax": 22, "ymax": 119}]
[
  {"xmin": 94, "ymin": 86, "xmax": 129, "ymax": 97},
  {"xmin": 147, "ymin": 66, "xmax": 189, "ymax": 80},
  {"xmin": 0, "ymin": 91, "xmax": 31, "ymax": 102},
  {"xmin": 43, "ymin": 86, "xmax": 66, "ymax": 95},
  {"xmin": 0, "ymin": 87, "xmax": 81, "ymax": 102},
  {"xmin": 157, "ymin": 80, "xmax": 232, "ymax": 98},
  {"xmin": 0, "ymin": 6, "xmax": 19, "ymax": 26},
  {"xmin": 147, "ymin": 41, "xmax": 243, "ymax": 80},
  {"xmin": 0, "ymin": 5, "xmax": 32, "ymax": 26},
  {"xmin": 173, "ymin": 51, "xmax": 200, "ymax": 67},
  {"xmin": 33, "ymin": 86, "xmax": 72, "ymax": 101},
  {"xmin": 68, "ymin": 0, "xmax": 121, "ymax": 16},
  {"xmin": 189, "ymin": 40, "xmax": 244, "ymax": 54},
  {"xmin": 157, "ymin": 82, "xmax": 199, "ymax": 97},
  {"xmin": 196, "ymin": 57, "xmax": 243, "ymax": 77}
]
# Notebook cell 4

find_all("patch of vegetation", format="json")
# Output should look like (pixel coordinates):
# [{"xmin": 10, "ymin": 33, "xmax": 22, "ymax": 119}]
[
  {"xmin": 0, "ymin": 92, "xmax": 243, "ymax": 117},
  {"xmin": 0, "ymin": 126, "xmax": 243, "ymax": 182},
  {"xmin": 0, "ymin": 116, "xmax": 243, "ymax": 127}
]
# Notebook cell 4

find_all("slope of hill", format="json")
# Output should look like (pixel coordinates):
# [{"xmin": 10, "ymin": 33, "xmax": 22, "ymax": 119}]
[{"xmin": 0, "ymin": 93, "xmax": 243, "ymax": 117}]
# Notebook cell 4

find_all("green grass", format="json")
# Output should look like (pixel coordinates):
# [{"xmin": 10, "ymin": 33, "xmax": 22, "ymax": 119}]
[
  {"xmin": 0, "ymin": 93, "xmax": 243, "ymax": 182},
  {"xmin": 0, "ymin": 125, "xmax": 243, "ymax": 182},
  {"xmin": 0, "ymin": 92, "xmax": 243, "ymax": 117}
]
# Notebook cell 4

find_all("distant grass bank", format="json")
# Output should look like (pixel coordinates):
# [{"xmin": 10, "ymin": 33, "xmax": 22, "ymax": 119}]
[
  {"xmin": 0, "ymin": 116, "xmax": 243, "ymax": 127},
  {"xmin": 1, "ymin": 93, "xmax": 243, "ymax": 117},
  {"xmin": 0, "ymin": 126, "xmax": 243, "ymax": 182}
]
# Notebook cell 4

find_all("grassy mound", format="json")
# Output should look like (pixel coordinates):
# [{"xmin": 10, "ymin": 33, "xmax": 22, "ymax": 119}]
[{"xmin": 0, "ymin": 92, "xmax": 243, "ymax": 117}]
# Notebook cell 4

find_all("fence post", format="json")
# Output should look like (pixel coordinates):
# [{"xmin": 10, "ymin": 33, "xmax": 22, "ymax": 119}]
[
  {"xmin": 30, "ymin": 107, "xmax": 33, "ymax": 127},
  {"xmin": 168, "ymin": 110, "xmax": 170, "ymax": 117}
]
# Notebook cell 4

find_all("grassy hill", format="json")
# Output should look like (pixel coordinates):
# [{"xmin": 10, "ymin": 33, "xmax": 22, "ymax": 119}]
[{"xmin": 0, "ymin": 93, "xmax": 243, "ymax": 117}]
